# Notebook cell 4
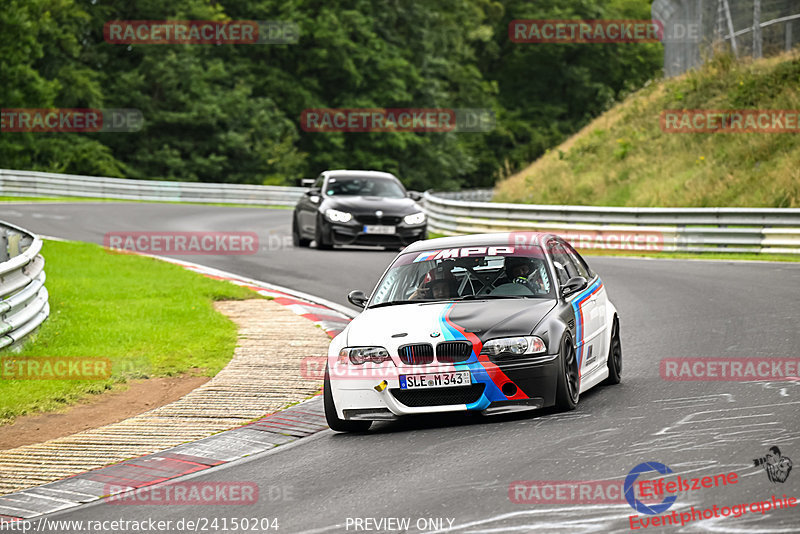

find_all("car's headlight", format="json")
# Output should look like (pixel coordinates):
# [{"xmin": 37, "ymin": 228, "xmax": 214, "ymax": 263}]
[
  {"xmin": 403, "ymin": 212, "xmax": 426, "ymax": 225},
  {"xmin": 326, "ymin": 209, "xmax": 353, "ymax": 223},
  {"xmin": 339, "ymin": 347, "xmax": 391, "ymax": 365},
  {"xmin": 480, "ymin": 336, "xmax": 546, "ymax": 357}
]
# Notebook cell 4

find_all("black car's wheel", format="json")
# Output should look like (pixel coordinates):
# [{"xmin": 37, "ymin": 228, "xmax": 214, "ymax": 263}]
[
  {"xmin": 324, "ymin": 365, "xmax": 371, "ymax": 432},
  {"xmin": 315, "ymin": 215, "xmax": 333, "ymax": 250},
  {"xmin": 292, "ymin": 215, "xmax": 311, "ymax": 247},
  {"xmin": 555, "ymin": 335, "xmax": 580, "ymax": 411},
  {"xmin": 604, "ymin": 316, "xmax": 622, "ymax": 385}
]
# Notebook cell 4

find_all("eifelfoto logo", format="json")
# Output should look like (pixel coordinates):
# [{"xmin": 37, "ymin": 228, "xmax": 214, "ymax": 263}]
[
  {"xmin": 753, "ymin": 446, "xmax": 793, "ymax": 484},
  {"xmin": 624, "ymin": 462, "xmax": 677, "ymax": 515}
]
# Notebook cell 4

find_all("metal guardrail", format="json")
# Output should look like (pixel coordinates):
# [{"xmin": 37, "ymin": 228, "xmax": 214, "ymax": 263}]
[
  {"xmin": 0, "ymin": 221, "xmax": 49, "ymax": 350},
  {"xmin": 3, "ymin": 168, "xmax": 799, "ymax": 254},
  {"xmin": 422, "ymin": 192, "xmax": 800, "ymax": 254},
  {"xmin": 0, "ymin": 169, "xmax": 306, "ymax": 206}
]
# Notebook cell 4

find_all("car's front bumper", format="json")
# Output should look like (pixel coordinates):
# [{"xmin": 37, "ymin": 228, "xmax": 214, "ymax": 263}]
[
  {"xmin": 324, "ymin": 220, "xmax": 427, "ymax": 247},
  {"xmin": 329, "ymin": 356, "xmax": 560, "ymax": 420}
]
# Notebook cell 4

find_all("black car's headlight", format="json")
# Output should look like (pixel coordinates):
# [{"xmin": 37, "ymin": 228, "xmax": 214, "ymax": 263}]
[
  {"xmin": 403, "ymin": 212, "xmax": 426, "ymax": 225},
  {"xmin": 480, "ymin": 336, "xmax": 546, "ymax": 357},
  {"xmin": 338, "ymin": 347, "xmax": 392, "ymax": 365},
  {"xmin": 325, "ymin": 208, "xmax": 353, "ymax": 223}
]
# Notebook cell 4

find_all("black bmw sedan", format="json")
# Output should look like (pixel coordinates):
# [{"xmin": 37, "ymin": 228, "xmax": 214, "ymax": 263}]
[{"xmin": 292, "ymin": 170, "xmax": 427, "ymax": 250}]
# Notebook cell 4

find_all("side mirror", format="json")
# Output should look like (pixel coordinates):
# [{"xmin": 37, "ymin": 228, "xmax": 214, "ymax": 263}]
[
  {"xmin": 347, "ymin": 290, "xmax": 368, "ymax": 308},
  {"xmin": 305, "ymin": 188, "xmax": 321, "ymax": 203},
  {"xmin": 407, "ymin": 191, "xmax": 422, "ymax": 201},
  {"xmin": 560, "ymin": 276, "xmax": 587, "ymax": 298},
  {"xmin": 300, "ymin": 178, "xmax": 315, "ymax": 188}
]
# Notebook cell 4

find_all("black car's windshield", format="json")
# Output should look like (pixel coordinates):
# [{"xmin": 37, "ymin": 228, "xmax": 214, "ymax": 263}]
[
  {"xmin": 369, "ymin": 245, "xmax": 554, "ymax": 306},
  {"xmin": 325, "ymin": 176, "xmax": 406, "ymax": 198}
]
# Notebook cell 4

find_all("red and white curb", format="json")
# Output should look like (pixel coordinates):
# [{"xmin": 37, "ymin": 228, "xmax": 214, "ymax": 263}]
[
  {"xmin": 158, "ymin": 256, "xmax": 356, "ymax": 337},
  {"xmin": 0, "ymin": 253, "xmax": 355, "ymax": 522}
]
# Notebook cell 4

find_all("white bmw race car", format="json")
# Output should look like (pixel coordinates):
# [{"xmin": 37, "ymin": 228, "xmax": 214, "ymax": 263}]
[{"xmin": 324, "ymin": 232, "xmax": 622, "ymax": 432}]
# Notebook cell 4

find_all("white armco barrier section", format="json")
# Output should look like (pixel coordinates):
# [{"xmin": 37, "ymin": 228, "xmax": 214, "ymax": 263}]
[
  {"xmin": 2, "ymin": 169, "xmax": 799, "ymax": 254},
  {"xmin": 0, "ymin": 169, "xmax": 305, "ymax": 206},
  {"xmin": 0, "ymin": 221, "xmax": 49, "ymax": 350},
  {"xmin": 422, "ymin": 192, "xmax": 800, "ymax": 255}
]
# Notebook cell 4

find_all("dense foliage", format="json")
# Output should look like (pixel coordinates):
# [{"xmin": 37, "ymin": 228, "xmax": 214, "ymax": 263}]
[{"xmin": 1, "ymin": 0, "xmax": 662, "ymax": 190}]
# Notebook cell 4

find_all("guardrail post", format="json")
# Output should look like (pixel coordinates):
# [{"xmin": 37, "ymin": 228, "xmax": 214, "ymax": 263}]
[{"xmin": 0, "ymin": 232, "xmax": 7, "ymax": 263}]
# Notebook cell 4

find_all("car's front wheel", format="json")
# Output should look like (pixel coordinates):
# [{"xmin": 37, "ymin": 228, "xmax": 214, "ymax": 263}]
[
  {"xmin": 555, "ymin": 335, "xmax": 579, "ymax": 411},
  {"xmin": 324, "ymin": 364, "xmax": 372, "ymax": 432},
  {"xmin": 292, "ymin": 214, "xmax": 311, "ymax": 247},
  {"xmin": 315, "ymin": 215, "xmax": 333, "ymax": 250},
  {"xmin": 604, "ymin": 316, "xmax": 622, "ymax": 385}
]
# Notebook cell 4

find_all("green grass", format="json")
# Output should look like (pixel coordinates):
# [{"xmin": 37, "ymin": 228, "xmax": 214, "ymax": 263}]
[
  {"xmin": 494, "ymin": 51, "xmax": 800, "ymax": 208},
  {"xmin": 0, "ymin": 196, "xmax": 292, "ymax": 209},
  {"xmin": 0, "ymin": 239, "xmax": 260, "ymax": 424}
]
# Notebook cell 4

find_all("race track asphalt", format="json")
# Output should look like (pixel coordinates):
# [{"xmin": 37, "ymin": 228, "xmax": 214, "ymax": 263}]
[{"xmin": 3, "ymin": 202, "xmax": 799, "ymax": 533}]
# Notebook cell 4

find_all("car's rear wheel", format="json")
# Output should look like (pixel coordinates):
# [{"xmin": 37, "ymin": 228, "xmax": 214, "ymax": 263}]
[
  {"xmin": 604, "ymin": 316, "xmax": 622, "ymax": 385},
  {"xmin": 292, "ymin": 215, "xmax": 311, "ymax": 247},
  {"xmin": 315, "ymin": 215, "xmax": 333, "ymax": 250},
  {"xmin": 555, "ymin": 335, "xmax": 579, "ymax": 410},
  {"xmin": 324, "ymin": 364, "xmax": 371, "ymax": 432}
]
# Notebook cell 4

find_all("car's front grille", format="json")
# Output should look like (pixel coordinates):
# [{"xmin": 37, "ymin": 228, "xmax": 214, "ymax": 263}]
[
  {"xmin": 436, "ymin": 341, "xmax": 472, "ymax": 363},
  {"xmin": 398, "ymin": 344, "xmax": 434, "ymax": 365},
  {"xmin": 390, "ymin": 384, "xmax": 486, "ymax": 407},
  {"xmin": 356, "ymin": 215, "xmax": 403, "ymax": 225}
]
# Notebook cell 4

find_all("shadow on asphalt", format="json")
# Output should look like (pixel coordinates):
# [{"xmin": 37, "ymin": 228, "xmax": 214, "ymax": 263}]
[{"xmin": 327, "ymin": 384, "xmax": 612, "ymax": 437}]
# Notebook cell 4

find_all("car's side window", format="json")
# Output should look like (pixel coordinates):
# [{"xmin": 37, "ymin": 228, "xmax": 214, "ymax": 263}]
[
  {"xmin": 563, "ymin": 243, "xmax": 591, "ymax": 279},
  {"xmin": 547, "ymin": 239, "xmax": 572, "ymax": 285},
  {"xmin": 313, "ymin": 174, "xmax": 324, "ymax": 189},
  {"xmin": 550, "ymin": 238, "xmax": 591, "ymax": 283}
]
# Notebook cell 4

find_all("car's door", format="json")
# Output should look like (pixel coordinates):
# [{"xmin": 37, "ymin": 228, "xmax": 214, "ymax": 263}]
[
  {"xmin": 548, "ymin": 238, "xmax": 603, "ymax": 376},
  {"xmin": 299, "ymin": 173, "xmax": 325, "ymax": 234},
  {"xmin": 562, "ymin": 242, "xmax": 607, "ymax": 375}
]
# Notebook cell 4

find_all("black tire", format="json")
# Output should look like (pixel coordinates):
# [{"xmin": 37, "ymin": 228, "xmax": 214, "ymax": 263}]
[
  {"xmin": 292, "ymin": 215, "xmax": 311, "ymax": 247},
  {"xmin": 324, "ymin": 365, "xmax": 371, "ymax": 432},
  {"xmin": 315, "ymin": 216, "xmax": 333, "ymax": 250},
  {"xmin": 604, "ymin": 316, "xmax": 622, "ymax": 385},
  {"xmin": 555, "ymin": 335, "xmax": 580, "ymax": 411}
]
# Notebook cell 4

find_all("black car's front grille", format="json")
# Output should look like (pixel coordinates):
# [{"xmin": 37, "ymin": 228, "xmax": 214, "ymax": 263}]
[
  {"xmin": 390, "ymin": 384, "xmax": 486, "ymax": 407},
  {"xmin": 436, "ymin": 341, "xmax": 473, "ymax": 363},
  {"xmin": 398, "ymin": 344, "xmax": 434, "ymax": 365},
  {"xmin": 356, "ymin": 215, "xmax": 403, "ymax": 226}
]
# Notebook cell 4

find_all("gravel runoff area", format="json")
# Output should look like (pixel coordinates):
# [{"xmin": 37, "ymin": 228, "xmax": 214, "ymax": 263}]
[{"xmin": 0, "ymin": 298, "xmax": 332, "ymax": 497}]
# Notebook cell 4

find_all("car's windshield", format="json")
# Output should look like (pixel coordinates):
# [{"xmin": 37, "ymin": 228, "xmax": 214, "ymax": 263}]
[
  {"xmin": 369, "ymin": 245, "xmax": 554, "ymax": 306},
  {"xmin": 325, "ymin": 176, "xmax": 405, "ymax": 198}
]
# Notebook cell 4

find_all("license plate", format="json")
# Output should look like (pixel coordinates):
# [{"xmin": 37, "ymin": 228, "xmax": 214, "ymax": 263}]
[
  {"xmin": 363, "ymin": 225, "xmax": 396, "ymax": 235},
  {"xmin": 399, "ymin": 371, "xmax": 471, "ymax": 390}
]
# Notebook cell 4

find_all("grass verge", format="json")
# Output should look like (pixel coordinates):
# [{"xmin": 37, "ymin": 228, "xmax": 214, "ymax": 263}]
[
  {"xmin": 0, "ymin": 239, "xmax": 260, "ymax": 424},
  {"xmin": 494, "ymin": 51, "xmax": 800, "ymax": 208}
]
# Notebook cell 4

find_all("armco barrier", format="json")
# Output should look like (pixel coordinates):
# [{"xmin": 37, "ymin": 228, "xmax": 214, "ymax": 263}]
[
  {"xmin": 422, "ymin": 192, "xmax": 800, "ymax": 254},
  {"xmin": 3, "ymin": 168, "xmax": 799, "ymax": 254},
  {"xmin": 0, "ymin": 169, "xmax": 305, "ymax": 206},
  {"xmin": 0, "ymin": 221, "xmax": 49, "ymax": 350}
]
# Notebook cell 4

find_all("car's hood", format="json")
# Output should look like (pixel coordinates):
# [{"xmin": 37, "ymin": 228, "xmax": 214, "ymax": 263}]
[
  {"xmin": 323, "ymin": 196, "xmax": 420, "ymax": 215},
  {"xmin": 347, "ymin": 299, "xmax": 557, "ymax": 351}
]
